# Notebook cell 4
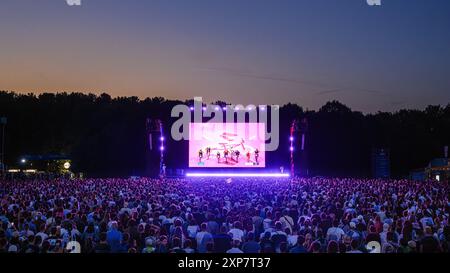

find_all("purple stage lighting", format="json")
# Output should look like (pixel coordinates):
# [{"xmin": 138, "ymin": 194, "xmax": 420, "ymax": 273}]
[
  {"xmin": 290, "ymin": 146, "xmax": 294, "ymax": 151},
  {"xmin": 160, "ymin": 146, "xmax": 164, "ymax": 151},
  {"xmin": 160, "ymin": 136, "xmax": 165, "ymax": 141},
  {"xmin": 186, "ymin": 173, "xmax": 290, "ymax": 178},
  {"xmin": 290, "ymin": 137, "xmax": 294, "ymax": 141},
  {"xmin": 223, "ymin": 107, "xmax": 227, "ymax": 111},
  {"xmin": 189, "ymin": 106, "xmax": 194, "ymax": 111}
]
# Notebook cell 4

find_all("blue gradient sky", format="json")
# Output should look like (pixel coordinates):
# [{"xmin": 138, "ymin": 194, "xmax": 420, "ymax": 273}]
[{"xmin": 0, "ymin": 0, "xmax": 449, "ymax": 113}]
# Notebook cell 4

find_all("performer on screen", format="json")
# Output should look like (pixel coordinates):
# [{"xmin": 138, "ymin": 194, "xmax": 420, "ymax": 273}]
[
  {"xmin": 224, "ymin": 149, "xmax": 229, "ymax": 163},
  {"xmin": 206, "ymin": 147, "xmax": 211, "ymax": 160},
  {"xmin": 235, "ymin": 150, "xmax": 240, "ymax": 163},
  {"xmin": 255, "ymin": 149, "xmax": 259, "ymax": 164},
  {"xmin": 216, "ymin": 151, "xmax": 221, "ymax": 163},
  {"xmin": 198, "ymin": 149, "xmax": 203, "ymax": 162},
  {"xmin": 246, "ymin": 150, "xmax": 251, "ymax": 162}
]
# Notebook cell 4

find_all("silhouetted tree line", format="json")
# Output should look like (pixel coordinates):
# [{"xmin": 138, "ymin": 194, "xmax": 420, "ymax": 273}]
[{"xmin": 0, "ymin": 91, "xmax": 449, "ymax": 178}]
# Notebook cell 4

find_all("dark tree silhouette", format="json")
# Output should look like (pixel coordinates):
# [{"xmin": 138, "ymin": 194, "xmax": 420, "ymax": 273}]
[{"xmin": 0, "ymin": 91, "xmax": 448, "ymax": 177}]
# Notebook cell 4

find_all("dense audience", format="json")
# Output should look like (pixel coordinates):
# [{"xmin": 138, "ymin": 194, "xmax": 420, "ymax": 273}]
[{"xmin": 0, "ymin": 177, "xmax": 448, "ymax": 253}]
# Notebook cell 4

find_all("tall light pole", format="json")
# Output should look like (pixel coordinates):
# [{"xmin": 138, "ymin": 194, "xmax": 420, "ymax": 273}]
[
  {"xmin": 290, "ymin": 120, "xmax": 298, "ymax": 177},
  {"xmin": 0, "ymin": 117, "xmax": 6, "ymax": 175}
]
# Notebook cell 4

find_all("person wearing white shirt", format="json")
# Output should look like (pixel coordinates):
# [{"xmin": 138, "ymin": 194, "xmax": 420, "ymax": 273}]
[
  {"xmin": 228, "ymin": 221, "xmax": 245, "ymax": 242},
  {"xmin": 327, "ymin": 220, "xmax": 345, "ymax": 242}
]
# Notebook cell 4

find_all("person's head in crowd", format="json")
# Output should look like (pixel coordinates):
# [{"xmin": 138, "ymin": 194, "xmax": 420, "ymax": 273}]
[
  {"xmin": 184, "ymin": 239, "xmax": 192, "ymax": 249},
  {"xmin": 339, "ymin": 242, "xmax": 347, "ymax": 253},
  {"xmin": 350, "ymin": 239, "xmax": 360, "ymax": 251},
  {"xmin": 206, "ymin": 242, "xmax": 215, "ymax": 253},
  {"xmin": 275, "ymin": 221, "xmax": 283, "ymax": 231},
  {"xmin": 201, "ymin": 223, "xmax": 208, "ymax": 232},
  {"xmin": 296, "ymin": 235, "xmax": 305, "ymax": 247},
  {"xmin": 279, "ymin": 241, "xmax": 288, "ymax": 253},
  {"xmin": 327, "ymin": 240, "xmax": 339, "ymax": 253},
  {"xmin": 309, "ymin": 241, "xmax": 321, "ymax": 253},
  {"xmin": 247, "ymin": 232, "xmax": 255, "ymax": 242},
  {"xmin": 172, "ymin": 237, "xmax": 181, "ymax": 249}
]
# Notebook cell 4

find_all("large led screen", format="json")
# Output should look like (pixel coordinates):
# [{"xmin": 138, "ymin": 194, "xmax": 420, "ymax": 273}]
[{"xmin": 189, "ymin": 123, "xmax": 265, "ymax": 168}]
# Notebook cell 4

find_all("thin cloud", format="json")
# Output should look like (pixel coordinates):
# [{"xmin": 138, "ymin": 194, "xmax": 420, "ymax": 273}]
[
  {"xmin": 316, "ymin": 89, "xmax": 342, "ymax": 96},
  {"xmin": 201, "ymin": 67, "xmax": 385, "ymax": 96}
]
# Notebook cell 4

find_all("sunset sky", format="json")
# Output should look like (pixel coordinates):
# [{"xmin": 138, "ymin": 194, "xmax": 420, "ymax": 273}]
[{"xmin": 0, "ymin": 0, "xmax": 449, "ymax": 113}]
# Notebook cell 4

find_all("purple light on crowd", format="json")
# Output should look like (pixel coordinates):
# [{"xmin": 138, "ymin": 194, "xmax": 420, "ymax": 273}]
[{"xmin": 186, "ymin": 173, "xmax": 290, "ymax": 178}]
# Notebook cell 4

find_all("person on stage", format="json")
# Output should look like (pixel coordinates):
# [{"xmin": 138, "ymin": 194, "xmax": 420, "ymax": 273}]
[
  {"xmin": 206, "ymin": 147, "xmax": 211, "ymax": 160},
  {"xmin": 198, "ymin": 149, "xmax": 203, "ymax": 162},
  {"xmin": 235, "ymin": 150, "xmax": 240, "ymax": 163},
  {"xmin": 255, "ymin": 149, "xmax": 259, "ymax": 164},
  {"xmin": 246, "ymin": 150, "xmax": 251, "ymax": 162},
  {"xmin": 224, "ymin": 149, "xmax": 229, "ymax": 163},
  {"xmin": 216, "ymin": 151, "xmax": 221, "ymax": 163}
]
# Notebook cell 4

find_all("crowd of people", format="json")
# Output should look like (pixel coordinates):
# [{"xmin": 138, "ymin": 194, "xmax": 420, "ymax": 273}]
[{"xmin": 0, "ymin": 177, "xmax": 448, "ymax": 253}]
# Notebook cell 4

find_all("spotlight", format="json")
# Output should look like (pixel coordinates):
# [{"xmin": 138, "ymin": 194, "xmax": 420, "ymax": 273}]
[
  {"xmin": 20, "ymin": 158, "xmax": 26, "ymax": 164},
  {"xmin": 215, "ymin": 106, "xmax": 220, "ymax": 111},
  {"xmin": 222, "ymin": 107, "xmax": 227, "ymax": 111},
  {"xmin": 160, "ymin": 146, "xmax": 165, "ymax": 151},
  {"xmin": 260, "ymin": 106, "xmax": 265, "ymax": 111},
  {"xmin": 202, "ymin": 107, "xmax": 207, "ymax": 111},
  {"xmin": 290, "ymin": 147, "xmax": 294, "ymax": 151},
  {"xmin": 160, "ymin": 136, "xmax": 165, "ymax": 141},
  {"xmin": 189, "ymin": 106, "xmax": 194, "ymax": 111},
  {"xmin": 290, "ymin": 137, "xmax": 294, "ymax": 141},
  {"xmin": 64, "ymin": 162, "xmax": 71, "ymax": 170}
]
